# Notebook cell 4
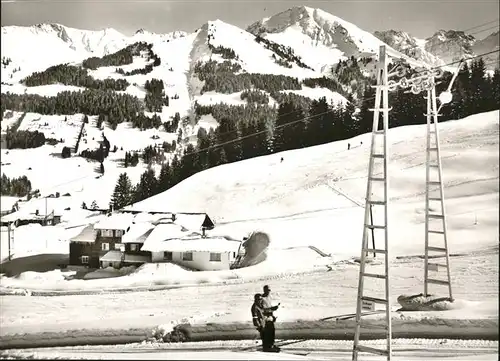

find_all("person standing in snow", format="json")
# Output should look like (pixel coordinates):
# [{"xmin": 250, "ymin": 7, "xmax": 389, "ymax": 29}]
[
  {"xmin": 251, "ymin": 293, "xmax": 279, "ymax": 352},
  {"xmin": 261, "ymin": 285, "xmax": 280, "ymax": 350},
  {"xmin": 251, "ymin": 294, "xmax": 266, "ymax": 346}
]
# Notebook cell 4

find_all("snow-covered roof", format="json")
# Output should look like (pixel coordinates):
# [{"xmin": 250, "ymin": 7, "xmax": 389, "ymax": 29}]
[
  {"xmin": 1, "ymin": 196, "xmax": 19, "ymax": 213},
  {"xmin": 94, "ymin": 212, "xmax": 135, "ymax": 231},
  {"xmin": 70, "ymin": 224, "xmax": 97, "ymax": 243},
  {"xmin": 132, "ymin": 212, "xmax": 171, "ymax": 224},
  {"xmin": 1, "ymin": 209, "xmax": 58, "ymax": 223},
  {"xmin": 142, "ymin": 222, "xmax": 191, "ymax": 251},
  {"xmin": 100, "ymin": 250, "xmax": 122, "ymax": 262},
  {"xmin": 121, "ymin": 222, "xmax": 154, "ymax": 244},
  {"xmin": 174, "ymin": 213, "xmax": 214, "ymax": 231},
  {"xmin": 1, "ymin": 209, "xmax": 31, "ymax": 222},
  {"xmin": 5, "ymin": 197, "xmax": 66, "ymax": 219},
  {"xmin": 100, "ymin": 250, "xmax": 149, "ymax": 263},
  {"xmin": 152, "ymin": 236, "xmax": 242, "ymax": 254}
]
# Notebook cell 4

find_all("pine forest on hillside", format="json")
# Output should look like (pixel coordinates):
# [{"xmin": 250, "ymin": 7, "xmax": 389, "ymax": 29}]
[
  {"xmin": 110, "ymin": 58, "xmax": 499, "ymax": 211},
  {"xmin": 0, "ymin": 25, "xmax": 498, "ymax": 211}
]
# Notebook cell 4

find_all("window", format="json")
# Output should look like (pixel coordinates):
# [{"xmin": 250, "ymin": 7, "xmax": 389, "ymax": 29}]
[
  {"xmin": 101, "ymin": 229, "xmax": 113, "ymax": 237},
  {"xmin": 163, "ymin": 251, "xmax": 173, "ymax": 261},
  {"xmin": 102, "ymin": 243, "xmax": 110, "ymax": 251},
  {"xmin": 233, "ymin": 252, "xmax": 236, "ymax": 258},
  {"xmin": 130, "ymin": 244, "xmax": 138, "ymax": 252},
  {"xmin": 115, "ymin": 230, "xmax": 123, "ymax": 237},
  {"xmin": 182, "ymin": 252, "xmax": 193, "ymax": 261},
  {"xmin": 210, "ymin": 253, "xmax": 221, "ymax": 262},
  {"xmin": 81, "ymin": 256, "xmax": 89, "ymax": 264},
  {"xmin": 114, "ymin": 243, "xmax": 124, "ymax": 251}
]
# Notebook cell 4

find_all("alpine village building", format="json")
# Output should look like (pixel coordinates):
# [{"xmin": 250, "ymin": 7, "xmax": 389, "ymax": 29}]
[{"xmin": 68, "ymin": 211, "xmax": 243, "ymax": 271}]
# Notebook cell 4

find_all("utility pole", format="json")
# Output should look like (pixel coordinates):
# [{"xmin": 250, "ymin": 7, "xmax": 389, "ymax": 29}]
[{"xmin": 7, "ymin": 222, "xmax": 12, "ymax": 261}]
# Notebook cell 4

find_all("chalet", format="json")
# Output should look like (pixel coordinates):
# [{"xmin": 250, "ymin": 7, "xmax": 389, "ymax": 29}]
[
  {"xmin": 69, "ymin": 224, "xmax": 98, "ymax": 268},
  {"xmin": 68, "ymin": 211, "xmax": 219, "ymax": 270},
  {"xmin": 68, "ymin": 213, "xmax": 134, "ymax": 269},
  {"xmin": 139, "ymin": 214, "xmax": 241, "ymax": 271},
  {"xmin": 144, "ymin": 234, "xmax": 243, "ymax": 271}
]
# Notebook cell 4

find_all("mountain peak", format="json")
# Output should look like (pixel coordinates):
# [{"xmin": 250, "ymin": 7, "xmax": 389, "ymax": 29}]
[
  {"xmin": 425, "ymin": 29, "xmax": 476, "ymax": 64},
  {"xmin": 428, "ymin": 29, "xmax": 476, "ymax": 43},
  {"xmin": 373, "ymin": 29, "xmax": 444, "ymax": 66}
]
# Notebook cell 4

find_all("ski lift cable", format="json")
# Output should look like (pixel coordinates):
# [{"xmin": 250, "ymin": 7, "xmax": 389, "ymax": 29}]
[
  {"xmin": 361, "ymin": 49, "xmax": 500, "ymax": 106},
  {"xmin": 180, "ymin": 107, "xmax": 338, "ymax": 158}
]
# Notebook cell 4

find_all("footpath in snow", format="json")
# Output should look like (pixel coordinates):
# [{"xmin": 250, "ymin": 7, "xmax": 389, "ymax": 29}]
[
  {"xmin": 1, "ymin": 303, "xmax": 498, "ymax": 349},
  {"xmin": 1, "ymin": 339, "xmax": 498, "ymax": 360}
]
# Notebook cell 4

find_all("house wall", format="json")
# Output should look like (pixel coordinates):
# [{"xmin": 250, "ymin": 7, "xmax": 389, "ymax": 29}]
[
  {"xmin": 124, "ymin": 243, "xmax": 149, "ymax": 256},
  {"xmin": 100, "ymin": 261, "xmax": 121, "ymax": 269},
  {"xmin": 151, "ymin": 250, "xmax": 236, "ymax": 271},
  {"xmin": 69, "ymin": 241, "xmax": 97, "ymax": 268},
  {"xmin": 68, "ymin": 230, "xmax": 123, "ymax": 269},
  {"xmin": 94, "ymin": 234, "xmax": 123, "ymax": 268}
]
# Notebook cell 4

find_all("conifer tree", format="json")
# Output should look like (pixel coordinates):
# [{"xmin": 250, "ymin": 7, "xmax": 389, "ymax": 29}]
[
  {"xmin": 133, "ymin": 168, "xmax": 157, "ymax": 202},
  {"xmin": 111, "ymin": 173, "xmax": 133, "ymax": 209}
]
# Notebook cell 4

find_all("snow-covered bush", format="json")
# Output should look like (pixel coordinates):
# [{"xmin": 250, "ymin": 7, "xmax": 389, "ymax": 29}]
[{"xmin": 151, "ymin": 323, "xmax": 192, "ymax": 343}]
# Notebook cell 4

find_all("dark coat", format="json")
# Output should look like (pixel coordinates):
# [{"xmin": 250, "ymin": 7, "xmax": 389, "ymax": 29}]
[{"xmin": 251, "ymin": 302, "xmax": 266, "ymax": 328}]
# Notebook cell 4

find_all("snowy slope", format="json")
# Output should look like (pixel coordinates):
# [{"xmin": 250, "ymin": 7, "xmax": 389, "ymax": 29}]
[
  {"xmin": 1, "ymin": 110, "xmax": 497, "ymax": 272},
  {"xmin": 203, "ymin": 20, "xmax": 318, "ymax": 79},
  {"xmin": 129, "ymin": 110, "xmax": 499, "ymax": 258},
  {"xmin": 186, "ymin": 19, "xmax": 348, "ymax": 110}
]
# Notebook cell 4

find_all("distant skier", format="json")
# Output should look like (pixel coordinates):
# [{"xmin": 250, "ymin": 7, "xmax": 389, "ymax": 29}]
[
  {"xmin": 280, "ymin": 157, "xmax": 284, "ymax": 163},
  {"xmin": 347, "ymin": 143, "xmax": 351, "ymax": 150}
]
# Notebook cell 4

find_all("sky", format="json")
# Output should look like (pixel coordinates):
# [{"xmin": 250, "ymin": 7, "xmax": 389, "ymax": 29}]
[{"xmin": 1, "ymin": 0, "xmax": 499, "ymax": 40}]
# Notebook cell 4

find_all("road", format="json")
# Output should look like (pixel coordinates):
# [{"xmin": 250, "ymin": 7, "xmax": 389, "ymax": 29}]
[{"xmin": 1, "ymin": 339, "xmax": 498, "ymax": 360}]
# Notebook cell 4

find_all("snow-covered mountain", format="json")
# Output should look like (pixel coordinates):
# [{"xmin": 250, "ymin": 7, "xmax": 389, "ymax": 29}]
[
  {"xmin": 373, "ymin": 30, "xmax": 444, "ymax": 66},
  {"xmin": 0, "ymin": 23, "xmax": 187, "ymax": 82},
  {"xmin": 424, "ymin": 30, "xmax": 476, "ymax": 64},
  {"xmin": 246, "ymin": 6, "xmax": 424, "ymax": 74},
  {"xmin": 374, "ymin": 28, "xmax": 499, "ymax": 70},
  {"xmin": 1, "ymin": 23, "xmax": 128, "ymax": 79}
]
